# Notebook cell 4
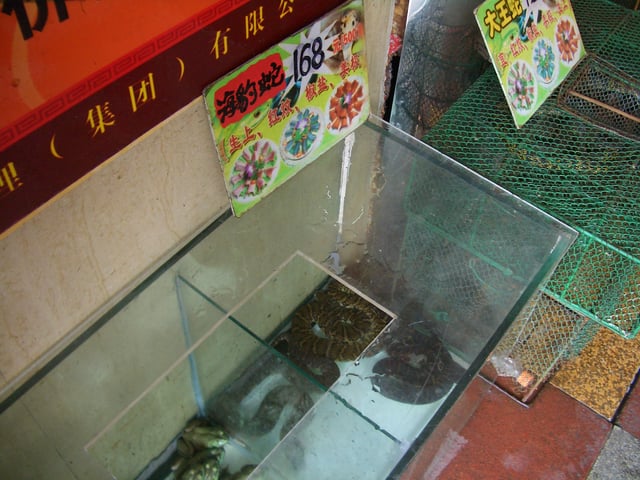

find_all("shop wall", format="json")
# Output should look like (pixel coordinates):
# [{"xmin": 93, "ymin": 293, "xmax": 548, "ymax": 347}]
[{"xmin": 0, "ymin": 1, "xmax": 393, "ymax": 400}]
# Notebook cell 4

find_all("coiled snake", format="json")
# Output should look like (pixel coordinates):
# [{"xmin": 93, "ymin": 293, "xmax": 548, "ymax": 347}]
[
  {"xmin": 289, "ymin": 279, "xmax": 392, "ymax": 362},
  {"xmin": 369, "ymin": 303, "xmax": 465, "ymax": 404},
  {"xmin": 276, "ymin": 283, "xmax": 461, "ymax": 404},
  {"xmin": 272, "ymin": 279, "xmax": 391, "ymax": 388}
]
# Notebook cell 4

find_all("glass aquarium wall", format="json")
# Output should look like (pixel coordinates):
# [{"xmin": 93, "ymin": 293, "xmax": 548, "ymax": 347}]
[{"xmin": 0, "ymin": 117, "xmax": 576, "ymax": 479}]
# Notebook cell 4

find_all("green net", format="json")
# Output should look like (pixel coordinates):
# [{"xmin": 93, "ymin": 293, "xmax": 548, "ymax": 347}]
[
  {"xmin": 490, "ymin": 291, "xmax": 599, "ymax": 401},
  {"xmin": 423, "ymin": 0, "xmax": 640, "ymax": 338}
]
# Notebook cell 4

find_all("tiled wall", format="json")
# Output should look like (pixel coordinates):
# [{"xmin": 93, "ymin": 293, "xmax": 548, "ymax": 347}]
[
  {"xmin": 0, "ymin": 101, "xmax": 227, "ymax": 397},
  {"xmin": 0, "ymin": 0, "xmax": 393, "ymax": 406}
]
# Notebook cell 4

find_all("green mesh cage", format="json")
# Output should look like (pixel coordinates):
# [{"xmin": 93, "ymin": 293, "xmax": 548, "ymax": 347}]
[
  {"xmin": 400, "ymin": 212, "xmax": 518, "ymax": 310},
  {"xmin": 558, "ymin": 56, "xmax": 640, "ymax": 141},
  {"xmin": 398, "ymin": 211, "xmax": 523, "ymax": 357},
  {"xmin": 423, "ymin": 0, "xmax": 640, "ymax": 338},
  {"xmin": 489, "ymin": 291, "xmax": 599, "ymax": 402},
  {"xmin": 397, "ymin": 153, "xmax": 573, "ymax": 358}
]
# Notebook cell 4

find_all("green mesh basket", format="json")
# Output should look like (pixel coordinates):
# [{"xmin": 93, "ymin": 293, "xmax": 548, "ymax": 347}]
[
  {"xmin": 400, "ymin": 212, "xmax": 520, "ymax": 308},
  {"xmin": 489, "ymin": 291, "xmax": 599, "ymax": 402},
  {"xmin": 398, "ymin": 211, "xmax": 524, "ymax": 356},
  {"xmin": 423, "ymin": 0, "xmax": 640, "ymax": 338}
]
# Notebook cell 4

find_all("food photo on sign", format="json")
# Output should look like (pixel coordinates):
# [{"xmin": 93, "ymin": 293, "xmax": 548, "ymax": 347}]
[{"xmin": 203, "ymin": 0, "xmax": 370, "ymax": 216}]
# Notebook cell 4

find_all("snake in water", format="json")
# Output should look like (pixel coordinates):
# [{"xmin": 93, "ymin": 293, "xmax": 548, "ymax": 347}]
[
  {"xmin": 369, "ymin": 302, "xmax": 465, "ymax": 404},
  {"xmin": 289, "ymin": 278, "xmax": 392, "ymax": 362},
  {"xmin": 270, "ymin": 278, "xmax": 392, "ymax": 389}
]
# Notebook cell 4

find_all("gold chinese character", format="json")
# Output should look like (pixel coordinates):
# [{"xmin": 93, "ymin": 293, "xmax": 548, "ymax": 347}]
[
  {"xmin": 495, "ymin": 0, "xmax": 512, "ymax": 28},
  {"xmin": 245, "ymin": 7, "xmax": 264, "ymax": 39},
  {"xmin": 506, "ymin": 0, "xmax": 523, "ymax": 16},
  {"xmin": 211, "ymin": 28, "xmax": 230, "ymax": 59},
  {"xmin": 279, "ymin": 0, "xmax": 294, "ymax": 19},
  {"xmin": 483, "ymin": 8, "xmax": 501, "ymax": 39},
  {"xmin": 0, "ymin": 162, "xmax": 23, "ymax": 193},
  {"xmin": 129, "ymin": 73, "xmax": 156, "ymax": 113},
  {"xmin": 87, "ymin": 102, "xmax": 116, "ymax": 137}
]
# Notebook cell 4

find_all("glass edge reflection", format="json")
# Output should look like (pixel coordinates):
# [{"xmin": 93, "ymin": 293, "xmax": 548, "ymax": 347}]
[
  {"xmin": 365, "ymin": 114, "xmax": 578, "ymax": 244},
  {"xmin": 386, "ymin": 226, "xmax": 574, "ymax": 479},
  {"xmin": 0, "ymin": 210, "xmax": 234, "ymax": 412}
]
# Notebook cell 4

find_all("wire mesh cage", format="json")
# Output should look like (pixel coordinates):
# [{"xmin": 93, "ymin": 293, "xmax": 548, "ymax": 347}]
[
  {"xmin": 546, "ymin": 232, "xmax": 640, "ymax": 337},
  {"xmin": 389, "ymin": 0, "xmax": 488, "ymax": 138},
  {"xmin": 397, "ymin": 153, "xmax": 572, "ymax": 360},
  {"xmin": 558, "ymin": 55, "xmax": 640, "ymax": 141},
  {"xmin": 398, "ymin": 211, "xmax": 524, "ymax": 358},
  {"xmin": 487, "ymin": 291, "xmax": 599, "ymax": 403},
  {"xmin": 400, "ymin": 213, "xmax": 517, "ymax": 316},
  {"xmin": 423, "ymin": 0, "xmax": 640, "ymax": 338}
]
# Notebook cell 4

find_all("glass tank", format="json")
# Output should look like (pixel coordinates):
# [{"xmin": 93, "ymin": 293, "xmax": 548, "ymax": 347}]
[{"xmin": 0, "ymin": 116, "xmax": 576, "ymax": 480}]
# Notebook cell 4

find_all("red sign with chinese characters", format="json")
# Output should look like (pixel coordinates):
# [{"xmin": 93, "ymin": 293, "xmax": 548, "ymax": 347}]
[
  {"xmin": 0, "ymin": 0, "xmax": 346, "ymax": 237},
  {"xmin": 214, "ymin": 53, "xmax": 286, "ymax": 127}
]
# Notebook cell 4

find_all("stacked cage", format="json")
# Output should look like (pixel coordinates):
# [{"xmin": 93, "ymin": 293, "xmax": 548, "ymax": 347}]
[
  {"xmin": 398, "ymin": 148, "xmax": 567, "ymax": 364},
  {"xmin": 423, "ymin": 0, "xmax": 640, "ymax": 397},
  {"xmin": 389, "ymin": 0, "xmax": 488, "ymax": 138},
  {"xmin": 488, "ymin": 291, "xmax": 601, "ymax": 402}
]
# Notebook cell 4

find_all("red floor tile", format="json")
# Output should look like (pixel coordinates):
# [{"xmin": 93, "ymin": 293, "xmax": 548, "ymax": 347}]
[
  {"xmin": 616, "ymin": 376, "xmax": 640, "ymax": 440},
  {"xmin": 402, "ymin": 379, "xmax": 612, "ymax": 480}
]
